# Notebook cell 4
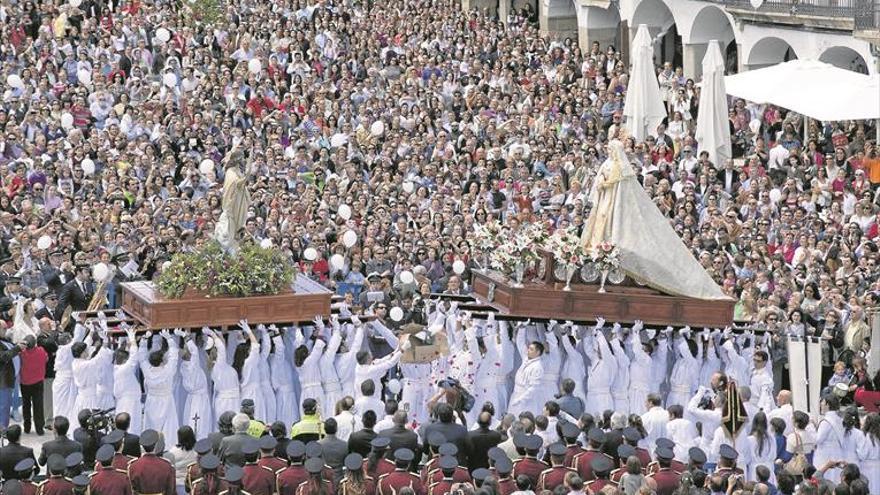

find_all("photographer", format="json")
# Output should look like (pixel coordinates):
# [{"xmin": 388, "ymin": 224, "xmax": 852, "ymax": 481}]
[{"xmin": 73, "ymin": 408, "xmax": 109, "ymax": 467}]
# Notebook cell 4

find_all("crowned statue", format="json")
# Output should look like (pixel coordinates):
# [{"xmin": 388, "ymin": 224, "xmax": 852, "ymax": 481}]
[{"xmin": 213, "ymin": 147, "xmax": 251, "ymax": 253}]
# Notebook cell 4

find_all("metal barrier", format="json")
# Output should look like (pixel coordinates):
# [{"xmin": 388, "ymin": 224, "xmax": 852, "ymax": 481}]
[
  {"xmin": 855, "ymin": 0, "xmax": 880, "ymax": 30},
  {"xmin": 706, "ymin": 0, "xmax": 857, "ymax": 17}
]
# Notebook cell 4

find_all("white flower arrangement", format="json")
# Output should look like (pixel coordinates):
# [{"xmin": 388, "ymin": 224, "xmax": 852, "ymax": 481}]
[
  {"xmin": 547, "ymin": 226, "xmax": 586, "ymax": 268},
  {"xmin": 488, "ymin": 222, "xmax": 547, "ymax": 276},
  {"xmin": 591, "ymin": 241, "xmax": 621, "ymax": 271}
]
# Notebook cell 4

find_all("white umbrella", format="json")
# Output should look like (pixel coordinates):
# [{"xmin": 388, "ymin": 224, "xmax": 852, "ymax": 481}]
[
  {"xmin": 695, "ymin": 40, "xmax": 732, "ymax": 168},
  {"xmin": 623, "ymin": 24, "xmax": 667, "ymax": 142}
]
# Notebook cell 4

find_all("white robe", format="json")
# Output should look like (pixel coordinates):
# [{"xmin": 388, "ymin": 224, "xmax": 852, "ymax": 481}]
[
  {"xmin": 813, "ymin": 411, "xmax": 846, "ymax": 484},
  {"xmin": 709, "ymin": 425, "xmax": 752, "ymax": 472},
  {"xmin": 335, "ymin": 324, "xmax": 363, "ymax": 399},
  {"xmin": 699, "ymin": 341, "xmax": 721, "ymax": 389},
  {"xmin": 667, "ymin": 336, "xmax": 698, "ymax": 408},
  {"xmin": 746, "ymin": 434, "xmax": 776, "ymax": 483},
  {"xmin": 666, "ymin": 418, "xmax": 698, "ymax": 463},
  {"xmin": 749, "ymin": 367, "xmax": 776, "ymax": 413},
  {"xmin": 495, "ymin": 322, "xmax": 516, "ymax": 413},
  {"xmin": 857, "ymin": 433, "xmax": 880, "ymax": 494},
  {"xmin": 114, "ymin": 340, "xmax": 143, "ymax": 434},
  {"xmin": 641, "ymin": 406, "xmax": 669, "ymax": 454},
  {"xmin": 609, "ymin": 335, "xmax": 630, "ymax": 414},
  {"xmin": 628, "ymin": 329, "xmax": 653, "ymax": 415},
  {"xmin": 141, "ymin": 339, "xmax": 179, "ymax": 445},
  {"xmin": 210, "ymin": 333, "xmax": 241, "ymax": 418},
  {"xmin": 52, "ymin": 341, "xmax": 78, "ymax": 426},
  {"xmin": 270, "ymin": 335, "xmax": 299, "ymax": 426},
  {"xmin": 650, "ymin": 337, "xmax": 669, "ymax": 396},
  {"xmin": 560, "ymin": 331, "xmax": 587, "ymax": 406},
  {"xmin": 298, "ymin": 337, "xmax": 325, "ymax": 412},
  {"xmin": 686, "ymin": 391, "xmax": 723, "ymax": 463},
  {"xmin": 256, "ymin": 330, "xmax": 277, "ymax": 423},
  {"xmin": 238, "ymin": 342, "xmax": 266, "ymax": 420},
  {"xmin": 722, "ymin": 339, "xmax": 750, "ymax": 387},
  {"xmin": 536, "ymin": 332, "xmax": 561, "ymax": 410},
  {"xmin": 583, "ymin": 330, "xmax": 615, "ymax": 416},
  {"xmin": 72, "ymin": 346, "xmax": 113, "ymax": 415},
  {"xmin": 319, "ymin": 328, "xmax": 344, "ymax": 418},
  {"xmin": 180, "ymin": 340, "xmax": 213, "ymax": 439},
  {"xmin": 508, "ymin": 328, "xmax": 546, "ymax": 417},
  {"xmin": 354, "ymin": 348, "xmax": 401, "ymax": 401}
]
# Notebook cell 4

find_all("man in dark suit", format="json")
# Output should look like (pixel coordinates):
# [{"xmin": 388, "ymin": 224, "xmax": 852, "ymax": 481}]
[
  {"xmin": 378, "ymin": 411, "xmax": 421, "ymax": 471},
  {"xmin": 42, "ymin": 251, "xmax": 72, "ymax": 297},
  {"xmin": 318, "ymin": 418, "xmax": 348, "ymax": 483},
  {"xmin": 347, "ymin": 410, "xmax": 378, "ymax": 457},
  {"xmin": 114, "ymin": 413, "xmax": 141, "ymax": 457},
  {"xmin": 716, "ymin": 159, "xmax": 741, "ymax": 196},
  {"xmin": 39, "ymin": 416, "xmax": 82, "ymax": 467},
  {"xmin": 218, "ymin": 413, "xmax": 254, "ymax": 467},
  {"xmin": 35, "ymin": 290, "xmax": 61, "ymax": 322},
  {"xmin": 420, "ymin": 404, "xmax": 471, "ymax": 468},
  {"xmin": 57, "ymin": 265, "xmax": 93, "ymax": 317},
  {"xmin": 0, "ymin": 425, "xmax": 36, "ymax": 479},
  {"xmin": 467, "ymin": 411, "xmax": 502, "ymax": 471}
]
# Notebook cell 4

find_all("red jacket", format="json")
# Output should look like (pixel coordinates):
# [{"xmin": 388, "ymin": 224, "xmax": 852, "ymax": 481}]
[{"xmin": 19, "ymin": 345, "xmax": 47, "ymax": 386}]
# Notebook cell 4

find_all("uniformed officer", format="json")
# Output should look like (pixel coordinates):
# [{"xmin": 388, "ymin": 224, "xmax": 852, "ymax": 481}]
[
  {"xmin": 220, "ymin": 465, "xmax": 250, "ymax": 495},
  {"xmin": 241, "ymin": 439, "xmax": 274, "ymax": 495},
  {"xmin": 276, "ymin": 442, "xmax": 308, "ymax": 495},
  {"xmin": 128, "ymin": 429, "xmax": 176, "ymax": 495},
  {"xmin": 713, "ymin": 445, "xmax": 744, "ymax": 482},
  {"xmin": 12, "ymin": 458, "xmax": 38, "ymax": 495},
  {"xmin": 470, "ymin": 468, "xmax": 489, "ymax": 490},
  {"xmin": 511, "ymin": 435, "xmax": 547, "ymax": 487},
  {"xmin": 573, "ymin": 428, "xmax": 611, "ymax": 482},
  {"xmin": 687, "ymin": 446, "xmax": 707, "ymax": 473},
  {"xmin": 256, "ymin": 436, "xmax": 286, "ymax": 474},
  {"xmin": 537, "ymin": 443, "xmax": 576, "ymax": 491},
  {"xmin": 424, "ymin": 444, "xmax": 469, "ymax": 486},
  {"xmin": 89, "ymin": 445, "xmax": 132, "ymax": 495},
  {"xmin": 427, "ymin": 456, "xmax": 458, "ymax": 495},
  {"xmin": 560, "ymin": 423, "xmax": 586, "ymax": 468},
  {"xmin": 363, "ymin": 438, "xmax": 394, "ymax": 481},
  {"xmin": 418, "ymin": 433, "xmax": 446, "ymax": 485},
  {"xmin": 242, "ymin": 401, "xmax": 267, "ymax": 439},
  {"xmin": 610, "ymin": 445, "xmax": 635, "ymax": 484},
  {"xmin": 584, "ymin": 456, "xmax": 616, "ymax": 494},
  {"xmin": 646, "ymin": 446, "xmax": 681, "ymax": 495},
  {"xmin": 65, "ymin": 452, "xmax": 84, "ymax": 478},
  {"xmin": 71, "ymin": 474, "xmax": 90, "ymax": 495},
  {"xmin": 622, "ymin": 427, "xmax": 651, "ymax": 469},
  {"xmin": 339, "ymin": 453, "xmax": 375, "ymax": 495},
  {"xmin": 3, "ymin": 480, "xmax": 24, "ymax": 495},
  {"xmin": 191, "ymin": 454, "xmax": 227, "ymax": 495},
  {"xmin": 296, "ymin": 458, "xmax": 331, "ymax": 495},
  {"xmin": 185, "ymin": 439, "xmax": 216, "ymax": 493},
  {"xmin": 38, "ymin": 454, "xmax": 75, "ymax": 495},
  {"xmin": 99, "ymin": 430, "xmax": 136, "ymax": 473},
  {"xmin": 646, "ymin": 439, "xmax": 687, "ymax": 475},
  {"xmin": 302, "ymin": 442, "xmax": 334, "ymax": 491},
  {"xmin": 377, "ymin": 449, "xmax": 422, "ymax": 495},
  {"xmin": 495, "ymin": 457, "xmax": 516, "ymax": 495}
]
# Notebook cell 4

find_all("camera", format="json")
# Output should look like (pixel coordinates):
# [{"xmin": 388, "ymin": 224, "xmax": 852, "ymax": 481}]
[
  {"xmin": 438, "ymin": 378, "xmax": 475, "ymax": 413},
  {"xmin": 86, "ymin": 407, "xmax": 116, "ymax": 434}
]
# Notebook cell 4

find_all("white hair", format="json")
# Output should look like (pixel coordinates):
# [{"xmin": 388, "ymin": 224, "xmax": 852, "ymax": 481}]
[
  {"xmin": 232, "ymin": 413, "xmax": 250, "ymax": 433},
  {"xmin": 610, "ymin": 412, "xmax": 628, "ymax": 430}
]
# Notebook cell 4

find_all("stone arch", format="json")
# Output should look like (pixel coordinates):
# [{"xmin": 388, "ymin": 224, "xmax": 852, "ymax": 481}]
[
  {"xmin": 819, "ymin": 46, "xmax": 870, "ymax": 74},
  {"xmin": 747, "ymin": 36, "xmax": 798, "ymax": 69},
  {"xmin": 539, "ymin": 0, "xmax": 577, "ymax": 41},
  {"xmin": 631, "ymin": 0, "xmax": 682, "ymax": 68},
  {"xmin": 688, "ymin": 5, "xmax": 738, "ymax": 76},
  {"xmin": 576, "ymin": 3, "xmax": 621, "ymax": 53}
]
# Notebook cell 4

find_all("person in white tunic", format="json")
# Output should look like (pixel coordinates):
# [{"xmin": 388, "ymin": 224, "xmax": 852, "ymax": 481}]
[
  {"xmin": 295, "ymin": 326, "xmax": 325, "ymax": 410},
  {"xmin": 559, "ymin": 322, "xmax": 586, "ymax": 407},
  {"xmin": 140, "ymin": 329, "xmax": 180, "ymax": 445},
  {"xmin": 52, "ymin": 331, "xmax": 78, "ymax": 427},
  {"xmin": 353, "ymin": 331, "xmax": 402, "ymax": 401},
  {"xmin": 270, "ymin": 330, "xmax": 299, "ymax": 427},
  {"xmin": 609, "ymin": 324, "xmax": 630, "ymax": 414},
  {"xmin": 720, "ymin": 336, "xmax": 750, "ymax": 388},
  {"xmin": 667, "ymin": 328, "xmax": 699, "ymax": 408},
  {"xmin": 857, "ymin": 413, "xmax": 880, "ymax": 494},
  {"xmin": 470, "ymin": 315, "xmax": 504, "ymax": 425},
  {"xmin": 335, "ymin": 319, "xmax": 364, "ymax": 399},
  {"xmin": 749, "ymin": 351, "xmax": 776, "ymax": 413},
  {"xmin": 686, "ymin": 386, "xmax": 723, "ymax": 464},
  {"xmin": 665, "ymin": 404, "xmax": 697, "ymax": 463},
  {"xmin": 180, "ymin": 334, "xmax": 213, "ymax": 439},
  {"xmin": 113, "ymin": 326, "xmax": 143, "ymax": 434},
  {"xmin": 317, "ymin": 317, "xmax": 344, "ymax": 418},
  {"xmin": 205, "ymin": 328, "xmax": 240, "ymax": 417},
  {"xmin": 650, "ymin": 330, "xmax": 670, "ymax": 396},
  {"xmin": 235, "ymin": 322, "xmax": 266, "ymax": 420},
  {"xmin": 256, "ymin": 326, "xmax": 277, "ymax": 423},
  {"xmin": 71, "ymin": 328, "xmax": 113, "ymax": 416},
  {"xmin": 627, "ymin": 321, "xmax": 652, "ymax": 415},
  {"xmin": 699, "ymin": 332, "xmax": 721, "ymax": 389},
  {"xmin": 507, "ymin": 322, "xmax": 546, "ymax": 417},
  {"xmin": 813, "ymin": 396, "xmax": 846, "ymax": 484},
  {"xmin": 536, "ymin": 324, "xmax": 561, "ymax": 410},
  {"xmin": 495, "ymin": 319, "xmax": 516, "ymax": 413},
  {"xmin": 746, "ymin": 412, "xmax": 776, "ymax": 483},
  {"xmin": 641, "ymin": 395, "xmax": 669, "ymax": 453},
  {"xmin": 583, "ymin": 319, "xmax": 615, "ymax": 416}
]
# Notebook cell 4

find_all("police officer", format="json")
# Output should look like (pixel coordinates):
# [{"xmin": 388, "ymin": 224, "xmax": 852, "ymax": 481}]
[
  {"xmin": 191, "ymin": 454, "xmax": 227, "ymax": 495},
  {"xmin": 71, "ymin": 474, "xmax": 90, "ymax": 495},
  {"xmin": 11, "ymin": 458, "xmax": 38, "ymax": 495},
  {"xmin": 610, "ymin": 445, "xmax": 635, "ymax": 484},
  {"xmin": 427, "ymin": 456, "xmax": 459, "ymax": 495},
  {"xmin": 646, "ymin": 446, "xmax": 681, "ymax": 495},
  {"xmin": 363, "ymin": 438, "xmax": 394, "ymax": 481},
  {"xmin": 573, "ymin": 428, "xmax": 613, "ymax": 482},
  {"xmin": 622, "ymin": 427, "xmax": 651, "ymax": 469},
  {"xmin": 646, "ymin": 439, "xmax": 687, "ymax": 474},
  {"xmin": 339, "ymin": 453, "xmax": 375, "ymax": 495},
  {"xmin": 185, "ymin": 439, "xmax": 216, "ymax": 493},
  {"xmin": 90, "ymin": 445, "xmax": 132, "ymax": 495},
  {"xmin": 99, "ymin": 430, "xmax": 135, "ymax": 473},
  {"xmin": 713, "ymin": 445, "xmax": 744, "ymax": 482},
  {"xmin": 241, "ymin": 401, "xmax": 266, "ymax": 439},
  {"xmin": 495, "ymin": 457, "xmax": 516, "ymax": 495},
  {"xmin": 418, "ymin": 433, "xmax": 446, "ymax": 485},
  {"xmin": 127, "ymin": 430, "xmax": 176, "ymax": 495},
  {"xmin": 424, "ymin": 444, "xmax": 469, "ymax": 486},
  {"xmin": 560, "ymin": 423, "xmax": 586, "ymax": 468},
  {"xmin": 584, "ymin": 456, "xmax": 617, "ymax": 493},
  {"xmin": 64, "ymin": 452, "xmax": 84, "ymax": 478},
  {"xmin": 241, "ymin": 439, "xmax": 274, "ymax": 495},
  {"xmin": 296, "ymin": 458, "xmax": 331, "ymax": 495},
  {"xmin": 537, "ymin": 443, "xmax": 576, "ymax": 491},
  {"xmin": 37, "ymin": 454, "xmax": 75, "ymax": 495},
  {"xmin": 511, "ymin": 435, "xmax": 547, "ymax": 487},
  {"xmin": 275, "ymin": 442, "xmax": 308, "ymax": 495},
  {"xmin": 256, "ymin": 436, "xmax": 286, "ymax": 474},
  {"xmin": 376, "ymin": 449, "xmax": 421, "ymax": 495}
]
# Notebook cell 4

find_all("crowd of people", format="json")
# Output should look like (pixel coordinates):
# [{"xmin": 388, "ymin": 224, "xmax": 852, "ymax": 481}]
[{"xmin": 0, "ymin": 0, "xmax": 877, "ymax": 493}]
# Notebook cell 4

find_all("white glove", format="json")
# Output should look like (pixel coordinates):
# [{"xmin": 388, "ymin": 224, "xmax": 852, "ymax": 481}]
[
  {"xmin": 632, "ymin": 320, "xmax": 644, "ymax": 332},
  {"xmin": 312, "ymin": 316, "xmax": 325, "ymax": 331},
  {"xmin": 351, "ymin": 315, "xmax": 361, "ymax": 326},
  {"xmin": 594, "ymin": 317, "xmax": 605, "ymax": 330},
  {"xmin": 646, "ymin": 328, "xmax": 657, "ymax": 340}
]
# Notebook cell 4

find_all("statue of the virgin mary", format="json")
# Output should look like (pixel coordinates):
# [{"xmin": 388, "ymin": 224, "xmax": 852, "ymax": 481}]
[
  {"xmin": 213, "ymin": 147, "xmax": 251, "ymax": 253},
  {"xmin": 580, "ymin": 140, "xmax": 729, "ymax": 301}
]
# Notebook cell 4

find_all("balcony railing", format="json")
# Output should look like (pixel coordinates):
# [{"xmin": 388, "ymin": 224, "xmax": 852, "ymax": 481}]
[
  {"xmin": 855, "ymin": 0, "xmax": 880, "ymax": 30},
  {"xmin": 707, "ymin": 0, "xmax": 856, "ymax": 18}
]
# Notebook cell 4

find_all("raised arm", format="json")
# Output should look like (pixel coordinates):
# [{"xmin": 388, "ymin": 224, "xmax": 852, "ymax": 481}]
[{"xmin": 370, "ymin": 320, "xmax": 400, "ymax": 349}]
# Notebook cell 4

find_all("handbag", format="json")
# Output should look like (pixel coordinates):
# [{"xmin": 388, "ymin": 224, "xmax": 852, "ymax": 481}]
[{"xmin": 784, "ymin": 432, "xmax": 809, "ymax": 476}]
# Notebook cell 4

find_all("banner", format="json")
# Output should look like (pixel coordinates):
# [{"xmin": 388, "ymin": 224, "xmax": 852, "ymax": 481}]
[
  {"xmin": 787, "ymin": 337, "xmax": 808, "ymax": 414},
  {"xmin": 869, "ymin": 310, "xmax": 880, "ymax": 378},
  {"xmin": 807, "ymin": 338, "xmax": 823, "ymax": 417}
]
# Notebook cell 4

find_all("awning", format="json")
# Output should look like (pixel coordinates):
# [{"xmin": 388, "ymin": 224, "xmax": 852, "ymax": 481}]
[{"xmin": 724, "ymin": 60, "xmax": 880, "ymax": 122}]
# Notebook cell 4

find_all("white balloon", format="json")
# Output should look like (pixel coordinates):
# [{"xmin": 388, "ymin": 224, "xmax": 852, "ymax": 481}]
[
  {"xmin": 77, "ymin": 69, "xmax": 91, "ymax": 85},
  {"xmin": 260, "ymin": 238, "xmax": 273, "ymax": 249},
  {"xmin": 370, "ymin": 121, "xmax": 385, "ymax": 137},
  {"xmin": 342, "ymin": 230, "xmax": 358, "ymax": 248},
  {"xmin": 60, "ymin": 112, "xmax": 74, "ymax": 130},
  {"xmin": 163, "ymin": 72, "xmax": 177, "ymax": 88},
  {"xmin": 92, "ymin": 262, "xmax": 109, "ymax": 282},
  {"xmin": 68, "ymin": 0, "xmax": 82, "ymax": 7},
  {"xmin": 402, "ymin": 181, "xmax": 414, "ymax": 194},
  {"xmin": 248, "ymin": 59, "xmax": 262, "ymax": 74},
  {"xmin": 36, "ymin": 235, "xmax": 52, "ymax": 250},
  {"xmin": 769, "ymin": 188, "xmax": 782, "ymax": 204},
  {"xmin": 399, "ymin": 270, "xmax": 414, "ymax": 284},
  {"xmin": 304, "ymin": 247, "xmax": 318, "ymax": 261},
  {"xmin": 161, "ymin": 261, "xmax": 172, "ymax": 271},
  {"xmin": 452, "ymin": 259, "xmax": 466, "ymax": 275},
  {"xmin": 330, "ymin": 134, "xmax": 348, "ymax": 148},
  {"xmin": 6, "ymin": 75, "xmax": 23, "ymax": 90},
  {"xmin": 338, "ymin": 204, "xmax": 352, "ymax": 220},
  {"xmin": 389, "ymin": 307, "xmax": 404, "ymax": 322},
  {"xmin": 330, "ymin": 254, "xmax": 345, "ymax": 270},
  {"xmin": 386, "ymin": 378, "xmax": 402, "ymax": 394},
  {"xmin": 80, "ymin": 158, "xmax": 95, "ymax": 176},
  {"xmin": 155, "ymin": 28, "xmax": 171, "ymax": 43},
  {"xmin": 199, "ymin": 159, "xmax": 215, "ymax": 174}
]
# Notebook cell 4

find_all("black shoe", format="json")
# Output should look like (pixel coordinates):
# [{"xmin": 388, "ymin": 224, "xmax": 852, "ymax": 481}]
[
  {"xmin": 23, "ymin": 426, "xmax": 30, "ymax": 434},
  {"xmin": 35, "ymin": 430, "xmax": 44, "ymax": 436}
]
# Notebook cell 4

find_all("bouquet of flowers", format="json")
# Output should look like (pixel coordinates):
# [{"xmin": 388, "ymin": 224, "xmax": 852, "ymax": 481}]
[
  {"xmin": 488, "ymin": 222, "xmax": 547, "ymax": 284},
  {"xmin": 591, "ymin": 242, "xmax": 621, "ymax": 272},
  {"xmin": 470, "ymin": 222, "xmax": 502, "ymax": 254},
  {"xmin": 547, "ymin": 226, "xmax": 586, "ymax": 268}
]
